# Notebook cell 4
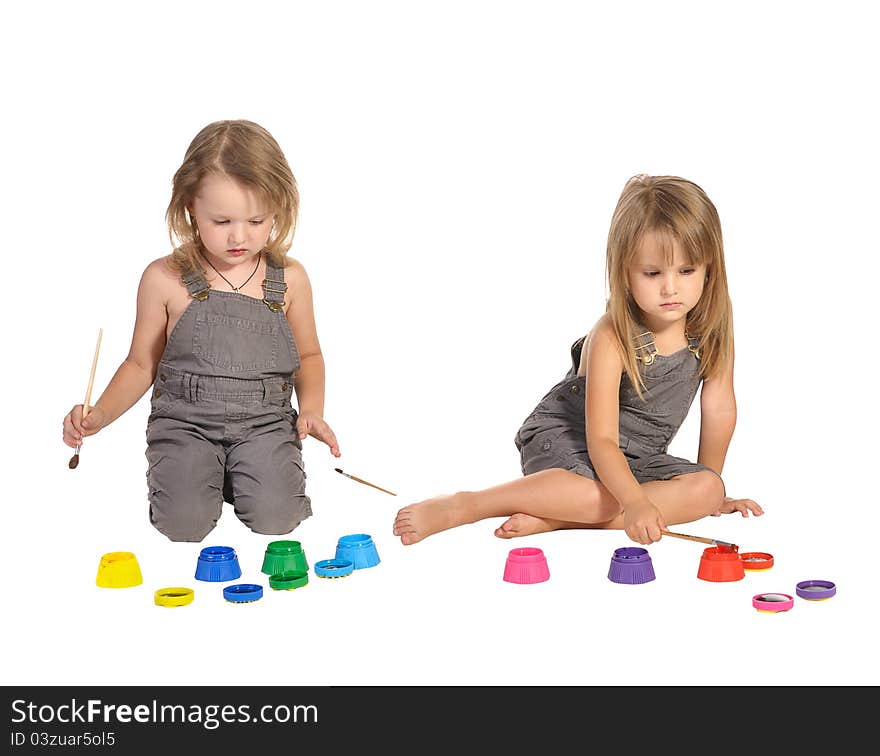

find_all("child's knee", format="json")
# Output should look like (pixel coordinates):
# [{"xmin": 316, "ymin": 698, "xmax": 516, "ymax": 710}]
[
  {"xmin": 229, "ymin": 451, "xmax": 311, "ymax": 533},
  {"xmin": 149, "ymin": 485, "xmax": 221, "ymax": 542},
  {"xmin": 150, "ymin": 508, "xmax": 219, "ymax": 542},
  {"xmin": 242, "ymin": 493, "xmax": 313, "ymax": 535},
  {"xmin": 147, "ymin": 439, "xmax": 223, "ymax": 541},
  {"xmin": 693, "ymin": 470, "xmax": 725, "ymax": 509}
]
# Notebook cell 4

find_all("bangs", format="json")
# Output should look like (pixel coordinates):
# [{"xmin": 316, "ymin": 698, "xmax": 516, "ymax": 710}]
[{"xmin": 631, "ymin": 226, "xmax": 697, "ymax": 267}]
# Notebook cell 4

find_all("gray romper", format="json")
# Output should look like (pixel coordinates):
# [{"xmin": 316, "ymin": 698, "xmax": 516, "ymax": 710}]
[
  {"xmin": 515, "ymin": 329, "xmax": 716, "ymax": 484},
  {"xmin": 145, "ymin": 260, "xmax": 311, "ymax": 542}
]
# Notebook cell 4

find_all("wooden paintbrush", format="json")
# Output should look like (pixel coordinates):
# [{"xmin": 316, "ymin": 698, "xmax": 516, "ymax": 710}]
[
  {"xmin": 661, "ymin": 529, "xmax": 738, "ymax": 550},
  {"xmin": 334, "ymin": 468, "xmax": 397, "ymax": 496},
  {"xmin": 69, "ymin": 328, "xmax": 103, "ymax": 470}
]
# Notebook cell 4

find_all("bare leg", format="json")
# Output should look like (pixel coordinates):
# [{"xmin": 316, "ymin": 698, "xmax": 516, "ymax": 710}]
[
  {"xmin": 494, "ymin": 514, "xmax": 581, "ymax": 539},
  {"xmin": 393, "ymin": 468, "xmax": 724, "ymax": 545},
  {"xmin": 496, "ymin": 471, "xmax": 726, "ymax": 539},
  {"xmin": 393, "ymin": 469, "xmax": 619, "ymax": 545}
]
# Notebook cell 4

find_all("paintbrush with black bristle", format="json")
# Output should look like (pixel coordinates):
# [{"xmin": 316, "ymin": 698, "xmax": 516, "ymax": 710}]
[
  {"xmin": 69, "ymin": 328, "xmax": 102, "ymax": 470},
  {"xmin": 334, "ymin": 467, "xmax": 397, "ymax": 496}
]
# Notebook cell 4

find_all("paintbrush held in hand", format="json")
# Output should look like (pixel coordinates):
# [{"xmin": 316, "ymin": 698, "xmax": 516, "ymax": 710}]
[
  {"xmin": 334, "ymin": 468, "xmax": 397, "ymax": 496},
  {"xmin": 661, "ymin": 529, "xmax": 738, "ymax": 550},
  {"xmin": 69, "ymin": 328, "xmax": 103, "ymax": 470}
]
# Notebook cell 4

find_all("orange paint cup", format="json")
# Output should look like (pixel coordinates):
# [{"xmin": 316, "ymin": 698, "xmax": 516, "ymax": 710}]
[{"xmin": 697, "ymin": 545, "xmax": 744, "ymax": 582}]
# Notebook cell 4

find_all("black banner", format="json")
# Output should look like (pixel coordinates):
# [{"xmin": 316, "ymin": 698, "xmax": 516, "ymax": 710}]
[{"xmin": 1, "ymin": 685, "xmax": 864, "ymax": 749}]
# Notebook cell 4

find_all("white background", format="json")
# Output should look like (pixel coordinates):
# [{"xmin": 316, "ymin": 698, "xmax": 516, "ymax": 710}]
[{"xmin": 3, "ymin": 1, "xmax": 877, "ymax": 687}]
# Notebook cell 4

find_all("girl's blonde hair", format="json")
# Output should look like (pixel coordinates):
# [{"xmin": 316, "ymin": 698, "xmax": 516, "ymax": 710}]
[
  {"xmin": 605, "ymin": 174, "xmax": 733, "ymax": 395},
  {"xmin": 165, "ymin": 120, "xmax": 299, "ymax": 273}
]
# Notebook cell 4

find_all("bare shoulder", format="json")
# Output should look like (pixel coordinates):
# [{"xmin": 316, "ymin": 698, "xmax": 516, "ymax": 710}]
[
  {"xmin": 138, "ymin": 256, "xmax": 180, "ymax": 300},
  {"xmin": 579, "ymin": 314, "xmax": 621, "ymax": 374},
  {"xmin": 141, "ymin": 255, "xmax": 180, "ymax": 286},
  {"xmin": 281, "ymin": 255, "xmax": 308, "ymax": 280},
  {"xmin": 590, "ymin": 313, "xmax": 616, "ymax": 343},
  {"xmin": 281, "ymin": 256, "xmax": 313, "ymax": 296}
]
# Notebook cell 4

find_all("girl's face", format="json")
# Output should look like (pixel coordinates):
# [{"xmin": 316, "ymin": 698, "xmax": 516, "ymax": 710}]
[
  {"xmin": 190, "ymin": 173, "xmax": 274, "ymax": 269},
  {"xmin": 627, "ymin": 231, "xmax": 706, "ymax": 330}
]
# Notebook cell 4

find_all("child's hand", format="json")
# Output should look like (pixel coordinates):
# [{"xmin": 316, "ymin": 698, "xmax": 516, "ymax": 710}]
[
  {"xmin": 296, "ymin": 412, "xmax": 341, "ymax": 457},
  {"xmin": 710, "ymin": 496, "xmax": 764, "ymax": 517},
  {"xmin": 62, "ymin": 404, "xmax": 107, "ymax": 448},
  {"xmin": 623, "ymin": 499, "xmax": 666, "ymax": 545}
]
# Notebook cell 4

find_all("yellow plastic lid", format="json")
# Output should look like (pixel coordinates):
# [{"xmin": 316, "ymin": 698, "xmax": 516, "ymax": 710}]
[
  {"xmin": 96, "ymin": 551, "xmax": 143, "ymax": 588},
  {"xmin": 154, "ymin": 587, "xmax": 195, "ymax": 607}
]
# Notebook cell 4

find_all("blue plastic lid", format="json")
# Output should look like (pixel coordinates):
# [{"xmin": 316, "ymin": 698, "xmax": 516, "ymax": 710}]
[
  {"xmin": 336, "ymin": 534, "xmax": 374, "ymax": 550},
  {"xmin": 223, "ymin": 583, "xmax": 263, "ymax": 603},
  {"xmin": 195, "ymin": 546, "xmax": 242, "ymax": 582},
  {"xmin": 335, "ymin": 534, "xmax": 380, "ymax": 570},
  {"xmin": 198, "ymin": 546, "xmax": 237, "ymax": 562},
  {"xmin": 314, "ymin": 558, "xmax": 354, "ymax": 578}
]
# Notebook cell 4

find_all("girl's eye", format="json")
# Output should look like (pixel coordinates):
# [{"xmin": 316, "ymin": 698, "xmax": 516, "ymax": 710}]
[
  {"xmin": 681, "ymin": 268, "xmax": 695, "ymax": 275},
  {"xmin": 213, "ymin": 220, "xmax": 229, "ymax": 225},
  {"xmin": 250, "ymin": 219, "xmax": 265, "ymax": 225},
  {"xmin": 644, "ymin": 271, "xmax": 660, "ymax": 277}
]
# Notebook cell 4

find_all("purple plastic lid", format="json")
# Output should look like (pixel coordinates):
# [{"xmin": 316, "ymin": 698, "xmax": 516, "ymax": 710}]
[
  {"xmin": 608, "ymin": 546, "xmax": 655, "ymax": 584},
  {"xmin": 612, "ymin": 547, "xmax": 651, "ymax": 563},
  {"xmin": 796, "ymin": 579, "xmax": 836, "ymax": 600}
]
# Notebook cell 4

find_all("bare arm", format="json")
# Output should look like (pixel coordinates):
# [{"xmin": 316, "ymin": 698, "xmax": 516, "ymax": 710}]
[
  {"xmin": 584, "ymin": 317, "xmax": 648, "ymax": 512},
  {"xmin": 697, "ymin": 347, "xmax": 736, "ymax": 475},
  {"xmin": 62, "ymin": 259, "xmax": 170, "ymax": 446},
  {"xmin": 585, "ymin": 316, "xmax": 670, "ymax": 541},
  {"xmin": 285, "ymin": 260, "xmax": 325, "ymax": 416},
  {"xmin": 697, "ymin": 340, "xmax": 761, "ymax": 517},
  {"xmin": 285, "ymin": 260, "xmax": 339, "ymax": 456}
]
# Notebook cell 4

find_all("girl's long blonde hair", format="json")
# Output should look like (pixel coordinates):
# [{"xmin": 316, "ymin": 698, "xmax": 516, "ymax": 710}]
[
  {"xmin": 606, "ymin": 174, "xmax": 733, "ymax": 395},
  {"xmin": 165, "ymin": 120, "xmax": 299, "ymax": 274}
]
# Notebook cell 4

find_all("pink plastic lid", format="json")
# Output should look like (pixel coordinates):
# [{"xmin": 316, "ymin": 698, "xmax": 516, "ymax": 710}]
[{"xmin": 752, "ymin": 592, "xmax": 794, "ymax": 612}]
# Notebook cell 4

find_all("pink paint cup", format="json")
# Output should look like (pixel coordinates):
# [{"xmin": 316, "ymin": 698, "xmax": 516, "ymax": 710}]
[{"xmin": 503, "ymin": 547, "xmax": 550, "ymax": 584}]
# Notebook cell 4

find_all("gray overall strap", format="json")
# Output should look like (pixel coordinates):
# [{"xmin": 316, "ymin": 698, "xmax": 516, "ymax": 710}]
[
  {"xmin": 632, "ymin": 327, "xmax": 701, "ymax": 365},
  {"xmin": 181, "ymin": 266, "xmax": 210, "ymax": 300},
  {"xmin": 261, "ymin": 260, "xmax": 288, "ymax": 312},
  {"xmin": 569, "ymin": 335, "xmax": 587, "ymax": 372},
  {"xmin": 632, "ymin": 328, "xmax": 658, "ymax": 366}
]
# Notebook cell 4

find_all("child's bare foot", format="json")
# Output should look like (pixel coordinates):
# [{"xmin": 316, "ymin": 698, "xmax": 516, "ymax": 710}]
[
  {"xmin": 393, "ymin": 494, "xmax": 471, "ymax": 545},
  {"xmin": 494, "ymin": 513, "xmax": 563, "ymax": 539}
]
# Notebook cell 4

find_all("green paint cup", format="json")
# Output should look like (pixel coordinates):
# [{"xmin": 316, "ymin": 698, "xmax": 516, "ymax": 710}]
[{"xmin": 261, "ymin": 540, "xmax": 309, "ymax": 575}]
